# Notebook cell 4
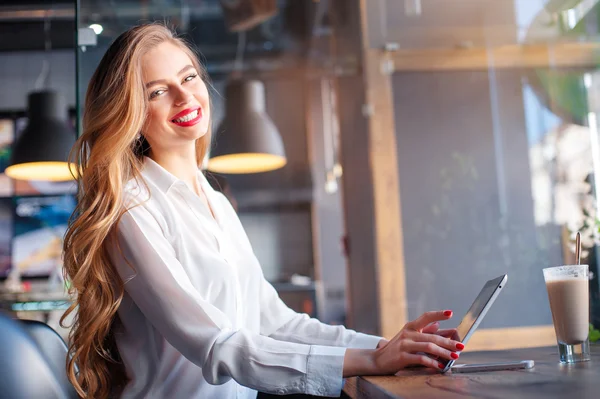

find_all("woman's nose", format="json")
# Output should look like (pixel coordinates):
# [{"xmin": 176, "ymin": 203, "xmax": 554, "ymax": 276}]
[{"xmin": 174, "ymin": 90, "xmax": 193, "ymax": 107}]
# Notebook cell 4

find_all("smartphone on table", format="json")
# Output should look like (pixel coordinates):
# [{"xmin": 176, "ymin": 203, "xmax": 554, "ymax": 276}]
[{"xmin": 450, "ymin": 360, "xmax": 534, "ymax": 373}]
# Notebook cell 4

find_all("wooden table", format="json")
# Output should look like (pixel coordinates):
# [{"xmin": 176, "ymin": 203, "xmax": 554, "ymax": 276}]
[{"xmin": 343, "ymin": 345, "xmax": 600, "ymax": 398}]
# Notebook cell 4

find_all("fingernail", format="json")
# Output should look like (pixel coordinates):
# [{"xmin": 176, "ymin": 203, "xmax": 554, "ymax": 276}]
[
  {"xmin": 451, "ymin": 353, "xmax": 459, "ymax": 360},
  {"xmin": 443, "ymin": 310, "xmax": 453, "ymax": 317},
  {"xmin": 438, "ymin": 363, "xmax": 445, "ymax": 369},
  {"xmin": 456, "ymin": 343, "xmax": 465, "ymax": 350}
]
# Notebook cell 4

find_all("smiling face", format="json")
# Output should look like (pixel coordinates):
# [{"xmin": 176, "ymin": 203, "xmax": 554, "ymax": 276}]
[{"xmin": 141, "ymin": 41, "xmax": 211, "ymax": 155}]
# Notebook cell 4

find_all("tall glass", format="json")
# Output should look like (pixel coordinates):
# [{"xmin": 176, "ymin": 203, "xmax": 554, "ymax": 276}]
[{"xmin": 543, "ymin": 265, "xmax": 591, "ymax": 364}]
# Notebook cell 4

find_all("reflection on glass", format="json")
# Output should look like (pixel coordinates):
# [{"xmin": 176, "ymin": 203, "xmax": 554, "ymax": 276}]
[
  {"xmin": 385, "ymin": 0, "xmax": 600, "ymax": 329},
  {"xmin": 12, "ymin": 195, "xmax": 77, "ymax": 278}
]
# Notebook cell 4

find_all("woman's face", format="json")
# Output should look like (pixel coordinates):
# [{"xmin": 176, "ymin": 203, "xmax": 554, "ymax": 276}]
[{"xmin": 140, "ymin": 41, "xmax": 210, "ymax": 154}]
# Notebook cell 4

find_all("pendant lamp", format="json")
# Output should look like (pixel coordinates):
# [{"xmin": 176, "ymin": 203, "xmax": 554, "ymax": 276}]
[
  {"xmin": 6, "ymin": 90, "xmax": 77, "ymax": 181},
  {"xmin": 207, "ymin": 79, "xmax": 286, "ymax": 174}
]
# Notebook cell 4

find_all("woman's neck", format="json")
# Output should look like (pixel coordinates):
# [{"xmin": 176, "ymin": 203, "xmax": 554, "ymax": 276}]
[{"xmin": 148, "ymin": 150, "xmax": 201, "ymax": 195}]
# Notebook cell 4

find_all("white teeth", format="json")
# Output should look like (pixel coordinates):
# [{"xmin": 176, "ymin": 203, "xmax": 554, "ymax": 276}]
[{"xmin": 174, "ymin": 109, "xmax": 199, "ymax": 123}]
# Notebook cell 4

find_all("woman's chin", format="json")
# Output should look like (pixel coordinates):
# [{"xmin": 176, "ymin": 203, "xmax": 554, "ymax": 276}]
[{"xmin": 175, "ymin": 125, "xmax": 209, "ymax": 141}]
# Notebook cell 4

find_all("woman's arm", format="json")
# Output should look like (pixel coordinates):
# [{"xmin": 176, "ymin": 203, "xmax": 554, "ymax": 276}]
[
  {"xmin": 258, "ymin": 275, "xmax": 384, "ymax": 349},
  {"xmin": 256, "ymin": 272, "xmax": 453, "ymax": 354}
]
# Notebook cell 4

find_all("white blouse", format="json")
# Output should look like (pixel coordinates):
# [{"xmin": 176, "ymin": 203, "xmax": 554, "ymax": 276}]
[{"xmin": 108, "ymin": 157, "xmax": 381, "ymax": 399}]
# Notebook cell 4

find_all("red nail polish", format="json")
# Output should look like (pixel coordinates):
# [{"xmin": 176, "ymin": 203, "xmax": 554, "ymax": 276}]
[
  {"xmin": 456, "ymin": 343, "xmax": 465, "ymax": 350},
  {"xmin": 451, "ymin": 353, "xmax": 459, "ymax": 360},
  {"xmin": 438, "ymin": 363, "xmax": 445, "ymax": 369},
  {"xmin": 443, "ymin": 310, "xmax": 453, "ymax": 317}
]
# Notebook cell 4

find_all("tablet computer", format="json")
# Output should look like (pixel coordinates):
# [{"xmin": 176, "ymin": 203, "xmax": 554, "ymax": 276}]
[{"xmin": 440, "ymin": 274, "xmax": 508, "ymax": 373}]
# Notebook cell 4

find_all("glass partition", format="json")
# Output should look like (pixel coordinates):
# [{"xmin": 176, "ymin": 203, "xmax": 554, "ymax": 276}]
[{"xmin": 372, "ymin": 0, "xmax": 600, "ymax": 333}]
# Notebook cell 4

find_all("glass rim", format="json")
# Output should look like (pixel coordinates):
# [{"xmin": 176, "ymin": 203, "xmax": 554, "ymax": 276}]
[
  {"xmin": 543, "ymin": 264, "xmax": 589, "ymax": 281},
  {"xmin": 543, "ymin": 264, "xmax": 589, "ymax": 272}
]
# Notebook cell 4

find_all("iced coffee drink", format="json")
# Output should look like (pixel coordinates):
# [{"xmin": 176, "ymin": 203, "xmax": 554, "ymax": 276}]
[{"xmin": 543, "ymin": 265, "xmax": 591, "ymax": 364}]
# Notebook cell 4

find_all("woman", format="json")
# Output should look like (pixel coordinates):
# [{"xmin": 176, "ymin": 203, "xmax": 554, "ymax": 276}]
[{"xmin": 61, "ymin": 23, "xmax": 463, "ymax": 398}]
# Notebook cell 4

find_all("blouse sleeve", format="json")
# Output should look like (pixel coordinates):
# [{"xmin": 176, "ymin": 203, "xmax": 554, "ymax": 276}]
[
  {"xmin": 258, "ymin": 275, "xmax": 382, "ymax": 350},
  {"xmin": 108, "ymin": 204, "xmax": 346, "ymax": 397}
]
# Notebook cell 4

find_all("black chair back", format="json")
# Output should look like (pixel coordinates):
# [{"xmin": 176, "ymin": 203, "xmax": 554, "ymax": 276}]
[
  {"xmin": 21, "ymin": 319, "xmax": 79, "ymax": 399},
  {"xmin": 0, "ymin": 312, "xmax": 70, "ymax": 399}
]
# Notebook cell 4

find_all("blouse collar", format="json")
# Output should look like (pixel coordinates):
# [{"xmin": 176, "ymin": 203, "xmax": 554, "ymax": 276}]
[{"xmin": 141, "ymin": 156, "xmax": 210, "ymax": 195}]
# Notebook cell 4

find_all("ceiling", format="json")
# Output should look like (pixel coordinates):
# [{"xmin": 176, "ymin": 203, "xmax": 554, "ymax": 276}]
[
  {"xmin": 4, "ymin": 0, "xmax": 594, "ymax": 72},
  {"xmin": 379, "ymin": 0, "xmax": 519, "ymax": 48},
  {"xmin": 0, "ymin": 0, "xmax": 75, "ymax": 52},
  {"xmin": 367, "ymin": 0, "xmax": 599, "ymax": 49},
  {"xmin": 0, "ymin": 0, "xmax": 317, "ymax": 63}
]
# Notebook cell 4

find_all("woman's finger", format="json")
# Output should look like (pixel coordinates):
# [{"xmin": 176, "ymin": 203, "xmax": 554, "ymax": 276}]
[
  {"xmin": 436, "ymin": 328, "xmax": 460, "ymax": 341},
  {"xmin": 421, "ymin": 322, "xmax": 440, "ymax": 334},
  {"xmin": 405, "ymin": 310, "xmax": 453, "ymax": 331},
  {"xmin": 404, "ymin": 340, "xmax": 458, "ymax": 361},
  {"xmin": 401, "ymin": 353, "xmax": 444, "ymax": 370},
  {"xmin": 406, "ymin": 330, "xmax": 464, "ymax": 352}
]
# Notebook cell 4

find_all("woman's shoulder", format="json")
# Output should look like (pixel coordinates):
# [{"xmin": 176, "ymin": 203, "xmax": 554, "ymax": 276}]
[
  {"xmin": 120, "ymin": 176, "xmax": 173, "ymax": 236},
  {"xmin": 121, "ymin": 175, "xmax": 172, "ymax": 217},
  {"xmin": 122, "ymin": 176, "xmax": 152, "ymax": 208}
]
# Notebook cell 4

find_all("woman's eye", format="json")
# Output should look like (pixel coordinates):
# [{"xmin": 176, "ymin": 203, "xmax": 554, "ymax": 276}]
[
  {"xmin": 150, "ymin": 89, "xmax": 165, "ymax": 99},
  {"xmin": 184, "ymin": 74, "xmax": 198, "ymax": 82}
]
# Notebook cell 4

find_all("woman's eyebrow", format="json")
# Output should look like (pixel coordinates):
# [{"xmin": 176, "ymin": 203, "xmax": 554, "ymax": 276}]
[{"xmin": 145, "ymin": 65, "xmax": 195, "ymax": 88}]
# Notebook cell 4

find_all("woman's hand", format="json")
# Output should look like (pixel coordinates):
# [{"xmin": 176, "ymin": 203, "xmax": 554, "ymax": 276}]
[
  {"xmin": 419, "ymin": 320, "xmax": 460, "ymax": 341},
  {"xmin": 372, "ymin": 310, "xmax": 463, "ymax": 374},
  {"xmin": 343, "ymin": 310, "xmax": 464, "ymax": 377},
  {"xmin": 376, "ymin": 318, "xmax": 457, "ymax": 349}
]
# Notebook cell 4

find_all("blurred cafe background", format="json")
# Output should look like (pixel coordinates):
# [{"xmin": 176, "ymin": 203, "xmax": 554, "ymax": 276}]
[{"xmin": 0, "ymin": 0, "xmax": 599, "ymax": 352}]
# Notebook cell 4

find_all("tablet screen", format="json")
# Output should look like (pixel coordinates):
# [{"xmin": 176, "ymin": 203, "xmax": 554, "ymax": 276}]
[{"xmin": 455, "ymin": 274, "xmax": 506, "ymax": 341}]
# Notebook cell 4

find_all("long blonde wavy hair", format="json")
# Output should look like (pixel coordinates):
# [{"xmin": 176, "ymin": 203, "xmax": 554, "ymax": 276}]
[{"xmin": 60, "ymin": 23, "xmax": 212, "ymax": 398}]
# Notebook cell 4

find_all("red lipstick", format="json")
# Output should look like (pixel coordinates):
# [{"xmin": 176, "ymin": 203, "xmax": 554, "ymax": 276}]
[{"xmin": 170, "ymin": 106, "xmax": 202, "ymax": 127}]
